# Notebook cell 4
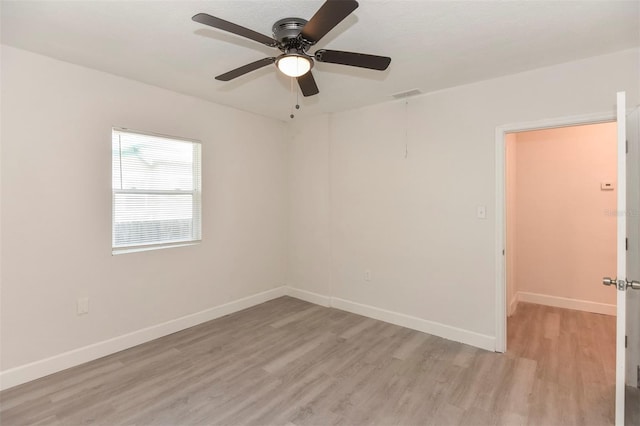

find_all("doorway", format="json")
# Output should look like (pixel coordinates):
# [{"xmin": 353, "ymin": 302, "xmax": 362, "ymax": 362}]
[
  {"xmin": 504, "ymin": 123, "xmax": 618, "ymax": 422},
  {"xmin": 494, "ymin": 112, "xmax": 617, "ymax": 352},
  {"xmin": 505, "ymin": 123, "xmax": 617, "ymax": 318}
]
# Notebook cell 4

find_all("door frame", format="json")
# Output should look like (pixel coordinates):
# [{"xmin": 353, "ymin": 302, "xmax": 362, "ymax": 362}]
[{"xmin": 494, "ymin": 111, "xmax": 616, "ymax": 353}]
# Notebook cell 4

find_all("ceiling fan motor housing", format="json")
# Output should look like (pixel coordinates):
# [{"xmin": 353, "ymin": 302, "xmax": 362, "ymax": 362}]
[{"xmin": 273, "ymin": 18, "xmax": 308, "ymax": 47}]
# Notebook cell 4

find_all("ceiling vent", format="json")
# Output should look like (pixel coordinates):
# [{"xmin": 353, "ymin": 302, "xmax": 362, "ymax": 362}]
[{"xmin": 392, "ymin": 89, "xmax": 422, "ymax": 99}]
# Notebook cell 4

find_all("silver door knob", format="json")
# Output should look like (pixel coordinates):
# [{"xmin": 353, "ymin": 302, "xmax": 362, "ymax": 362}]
[
  {"xmin": 627, "ymin": 280, "xmax": 640, "ymax": 290},
  {"xmin": 603, "ymin": 277, "xmax": 616, "ymax": 286}
]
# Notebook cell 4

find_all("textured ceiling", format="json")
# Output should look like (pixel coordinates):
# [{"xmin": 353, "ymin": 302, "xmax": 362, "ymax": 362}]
[{"xmin": 2, "ymin": 1, "xmax": 639, "ymax": 121}]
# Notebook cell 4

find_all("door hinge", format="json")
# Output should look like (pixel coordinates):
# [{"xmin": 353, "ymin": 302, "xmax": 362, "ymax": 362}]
[
  {"xmin": 502, "ymin": 249, "xmax": 505, "ymax": 256},
  {"xmin": 626, "ymin": 238, "xmax": 629, "ymax": 251},
  {"xmin": 626, "ymin": 139, "xmax": 628, "ymax": 153},
  {"xmin": 626, "ymin": 335, "xmax": 628, "ymax": 348}
]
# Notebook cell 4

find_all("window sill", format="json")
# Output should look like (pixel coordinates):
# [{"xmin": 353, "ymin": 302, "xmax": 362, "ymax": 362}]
[{"xmin": 112, "ymin": 241, "xmax": 200, "ymax": 255}]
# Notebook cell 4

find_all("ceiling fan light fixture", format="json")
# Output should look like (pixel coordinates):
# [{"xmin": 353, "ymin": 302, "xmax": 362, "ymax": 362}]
[
  {"xmin": 193, "ymin": 0, "xmax": 390, "ymax": 97},
  {"xmin": 276, "ymin": 54, "xmax": 312, "ymax": 77}
]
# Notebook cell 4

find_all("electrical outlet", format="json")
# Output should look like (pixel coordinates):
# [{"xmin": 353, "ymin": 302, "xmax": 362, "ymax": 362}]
[
  {"xmin": 477, "ymin": 206, "xmax": 487, "ymax": 219},
  {"xmin": 77, "ymin": 297, "xmax": 89, "ymax": 315},
  {"xmin": 364, "ymin": 269, "xmax": 371, "ymax": 282}
]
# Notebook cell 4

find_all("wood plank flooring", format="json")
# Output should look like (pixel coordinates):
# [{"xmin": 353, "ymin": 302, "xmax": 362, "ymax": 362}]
[
  {"xmin": 507, "ymin": 302, "xmax": 616, "ymax": 426},
  {"xmin": 0, "ymin": 298, "xmax": 617, "ymax": 425}
]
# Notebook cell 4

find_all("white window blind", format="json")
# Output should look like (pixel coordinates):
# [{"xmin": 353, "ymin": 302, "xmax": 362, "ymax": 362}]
[{"xmin": 112, "ymin": 128, "xmax": 201, "ymax": 253}]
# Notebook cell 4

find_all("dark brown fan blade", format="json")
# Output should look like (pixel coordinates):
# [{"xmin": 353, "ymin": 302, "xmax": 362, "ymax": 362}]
[
  {"xmin": 192, "ymin": 13, "xmax": 277, "ymax": 47},
  {"xmin": 315, "ymin": 49, "xmax": 391, "ymax": 70},
  {"xmin": 215, "ymin": 58, "xmax": 276, "ymax": 81},
  {"xmin": 300, "ymin": 0, "xmax": 359, "ymax": 44},
  {"xmin": 297, "ymin": 71, "xmax": 320, "ymax": 97}
]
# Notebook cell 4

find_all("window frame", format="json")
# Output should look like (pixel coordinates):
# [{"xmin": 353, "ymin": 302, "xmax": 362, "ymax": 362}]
[{"xmin": 111, "ymin": 127, "xmax": 202, "ymax": 255}]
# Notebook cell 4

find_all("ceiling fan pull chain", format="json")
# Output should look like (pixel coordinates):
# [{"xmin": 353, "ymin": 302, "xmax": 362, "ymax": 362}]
[{"xmin": 290, "ymin": 77, "xmax": 295, "ymax": 119}]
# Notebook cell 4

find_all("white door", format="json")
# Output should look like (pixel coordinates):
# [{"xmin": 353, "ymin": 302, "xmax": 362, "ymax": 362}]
[
  {"xmin": 606, "ymin": 92, "xmax": 640, "ymax": 425},
  {"xmin": 624, "ymin": 100, "xmax": 640, "ymax": 425}
]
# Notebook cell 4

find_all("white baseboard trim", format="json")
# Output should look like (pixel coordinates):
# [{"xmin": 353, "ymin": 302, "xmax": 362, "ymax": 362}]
[
  {"xmin": 284, "ymin": 288, "xmax": 496, "ymax": 352},
  {"xmin": 508, "ymin": 294, "xmax": 519, "ymax": 317},
  {"xmin": 517, "ymin": 291, "xmax": 616, "ymax": 316},
  {"xmin": 2, "ymin": 285, "xmax": 500, "ymax": 391},
  {"xmin": 0, "ymin": 286, "xmax": 288, "ymax": 391},
  {"xmin": 330, "ymin": 297, "xmax": 496, "ymax": 352},
  {"xmin": 285, "ymin": 287, "xmax": 332, "ymax": 307}
]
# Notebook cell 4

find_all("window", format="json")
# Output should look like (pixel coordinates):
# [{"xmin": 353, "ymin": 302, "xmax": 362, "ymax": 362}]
[{"xmin": 112, "ymin": 128, "xmax": 201, "ymax": 254}]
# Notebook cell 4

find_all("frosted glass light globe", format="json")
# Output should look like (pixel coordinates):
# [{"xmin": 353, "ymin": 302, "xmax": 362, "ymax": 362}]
[{"xmin": 276, "ymin": 55, "xmax": 312, "ymax": 77}]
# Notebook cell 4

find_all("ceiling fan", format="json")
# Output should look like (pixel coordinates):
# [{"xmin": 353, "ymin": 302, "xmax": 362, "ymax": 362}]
[{"xmin": 192, "ymin": 0, "xmax": 391, "ymax": 97}]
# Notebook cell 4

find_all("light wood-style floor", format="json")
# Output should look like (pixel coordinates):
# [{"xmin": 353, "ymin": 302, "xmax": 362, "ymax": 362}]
[
  {"xmin": 507, "ymin": 302, "xmax": 616, "ymax": 426},
  {"xmin": 0, "ymin": 298, "xmax": 617, "ymax": 425}
]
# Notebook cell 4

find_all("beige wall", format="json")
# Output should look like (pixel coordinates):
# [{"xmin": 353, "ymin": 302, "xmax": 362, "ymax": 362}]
[
  {"xmin": 509, "ymin": 123, "xmax": 617, "ymax": 308},
  {"xmin": 1, "ymin": 46, "xmax": 288, "ymax": 371}
]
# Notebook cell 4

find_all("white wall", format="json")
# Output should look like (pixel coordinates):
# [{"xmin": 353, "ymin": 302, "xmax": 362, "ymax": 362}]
[
  {"xmin": 287, "ymin": 48, "xmax": 639, "ymax": 347},
  {"xmin": 287, "ymin": 115, "xmax": 331, "ymax": 298},
  {"xmin": 0, "ymin": 46, "xmax": 288, "ymax": 373},
  {"xmin": 2, "ymin": 44, "xmax": 639, "ymax": 387}
]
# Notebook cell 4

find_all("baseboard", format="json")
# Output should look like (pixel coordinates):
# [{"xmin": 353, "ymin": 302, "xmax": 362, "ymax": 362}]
[
  {"xmin": 330, "ymin": 297, "xmax": 496, "ymax": 352},
  {"xmin": 0, "ymin": 286, "xmax": 288, "ymax": 391},
  {"xmin": 2, "ymin": 285, "xmax": 499, "ymax": 391},
  {"xmin": 508, "ymin": 294, "xmax": 519, "ymax": 316},
  {"xmin": 517, "ymin": 291, "xmax": 616, "ymax": 316},
  {"xmin": 283, "ymin": 288, "xmax": 496, "ymax": 352},
  {"xmin": 285, "ymin": 287, "xmax": 332, "ymax": 307}
]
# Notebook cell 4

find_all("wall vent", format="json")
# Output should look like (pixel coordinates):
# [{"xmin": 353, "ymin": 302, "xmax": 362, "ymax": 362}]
[{"xmin": 392, "ymin": 89, "xmax": 422, "ymax": 99}]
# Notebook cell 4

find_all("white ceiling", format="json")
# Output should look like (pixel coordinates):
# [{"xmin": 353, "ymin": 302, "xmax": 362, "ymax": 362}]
[{"xmin": 2, "ymin": 1, "xmax": 639, "ymax": 121}]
